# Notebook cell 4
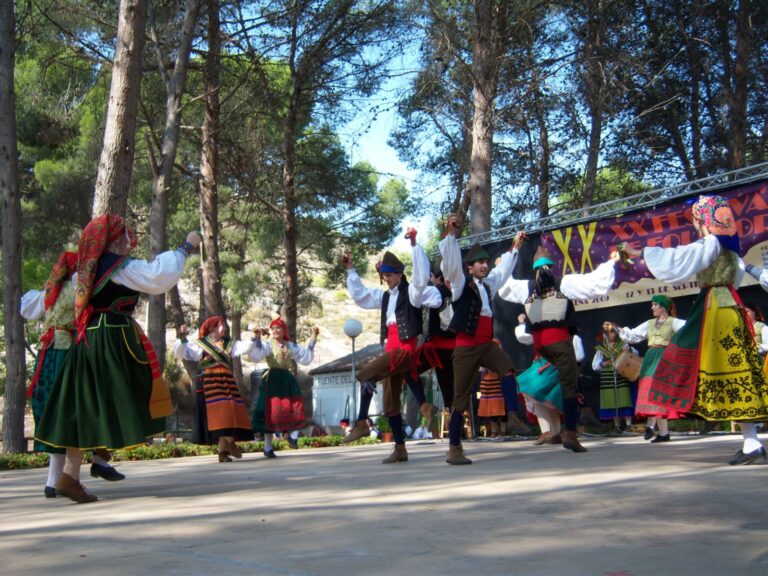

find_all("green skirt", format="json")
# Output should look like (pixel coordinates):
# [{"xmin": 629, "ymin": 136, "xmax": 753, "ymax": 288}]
[
  {"xmin": 29, "ymin": 346, "xmax": 69, "ymax": 454},
  {"xmin": 251, "ymin": 368, "xmax": 305, "ymax": 433},
  {"xmin": 35, "ymin": 316, "xmax": 165, "ymax": 450}
]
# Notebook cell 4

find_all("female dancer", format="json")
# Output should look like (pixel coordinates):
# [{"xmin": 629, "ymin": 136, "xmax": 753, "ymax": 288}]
[
  {"xmin": 592, "ymin": 327, "xmax": 639, "ymax": 435},
  {"xmin": 174, "ymin": 317, "xmax": 256, "ymax": 462},
  {"xmin": 35, "ymin": 215, "xmax": 200, "ymax": 502},
  {"xmin": 621, "ymin": 195, "xmax": 768, "ymax": 464},
  {"xmin": 606, "ymin": 296, "xmax": 685, "ymax": 442},
  {"xmin": 250, "ymin": 318, "xmax": 319, "ymax": 457}
]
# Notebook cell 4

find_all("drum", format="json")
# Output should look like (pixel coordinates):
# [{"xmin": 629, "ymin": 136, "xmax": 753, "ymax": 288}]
[{"xmin": 615, "ymin": 349, "xmax": 642, "ymax": 382}]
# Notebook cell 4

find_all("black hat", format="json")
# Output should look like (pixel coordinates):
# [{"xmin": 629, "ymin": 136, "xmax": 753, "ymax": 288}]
[
  {"xmin": 379, "ymin": 251, "xmax": 405, "ymax": 273},
  {"xmin": 463, "ymin": 243, "xmax": 490, "ymax": 264}
]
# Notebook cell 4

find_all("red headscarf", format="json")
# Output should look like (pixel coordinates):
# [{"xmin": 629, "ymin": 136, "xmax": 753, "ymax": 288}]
[
  {"xmin": 199, "ymin": 316, "xmax": 224, "ymax": 339},
  {"xmin": 270, "ymin": 316, "xmax": 290, "ymax": 342},
  {"xmin": 74, "ymin": 214, "xmax": 137, "ymax": 341},
  {"xmin": 43, "ymin": 251, "xmax": 78, "ymax": 310}
]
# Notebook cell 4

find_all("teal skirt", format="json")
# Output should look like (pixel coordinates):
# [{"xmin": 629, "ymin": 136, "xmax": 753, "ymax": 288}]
[
  {"xmin": 35, "ymin": 315, "xmax": 165, "ymax": 450},
  {"xmin": 517, "ymin": 358, "xmax": 563, "ymax": 411}
]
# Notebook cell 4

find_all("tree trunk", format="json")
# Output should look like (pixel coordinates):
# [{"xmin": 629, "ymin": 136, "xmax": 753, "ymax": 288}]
[
  {"xmin": 92, "ymin": 0, "xmax": 148, "ymax": 217},
  {"xmin": 728, "ymin": 0, "xmax": 751, "ymax": 170},
  {"xmin": 467, "ymin": 0, "xmax": 498, "ymax": 234},
  {"xmin": 282, "ymin": 114, "xmax": 300, "ymax": 339},
  {"xmin": 169, "ymin": 286, "xmax": 201, "ymax": 386},
  {"xmin": 198, "ymin": 0, "xmax": 226, "ymax": 320},
  {"xmin": 1, "ymin": 2, "xmax": 27, "ymax": 453},
  {"xmin": 581, "ymin": 0, "xmax": 604, "ymax": 209},
  {"xmin": 147, "ymin": 0, "xmax": 203, "ymax": 368},
  {"xmin": 533, "ymin": 87, "xmax": 550, "ymax": 218},
  {"xmin": 231, "ymin": 312, "xmax": 244, "ymax": 394}
]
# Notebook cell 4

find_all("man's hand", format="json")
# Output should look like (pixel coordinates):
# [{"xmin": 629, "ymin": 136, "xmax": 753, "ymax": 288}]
[
  {"xmin": 446, "ymin": 213, "xmax": 462, "ymax": 237},
  {"xmin": 177, "ymin": 324, "xmax": 188, "ymax": 338},
  {"xmin": 405, "ymin": 227, "xmax": 417, "ymax": 247},
  {"xmin": 341, "ymin": 251, "xmax": 353, "ymax": 269},
  {"xmin": 512, "ymin": 231, "xmax": 527, "ymax": 251},
  {"xmin": 517, "ymin": 313, "xmax": 526, "ymax": 324},
  {"xmin": 311, "ymin": 326, "xmax": 320, "ymax": 337}
]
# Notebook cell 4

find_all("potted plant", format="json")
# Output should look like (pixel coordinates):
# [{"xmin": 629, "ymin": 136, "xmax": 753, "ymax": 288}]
[{"xmin": 375, "ymin": 415, "xmax": 393, "ymax": 443}]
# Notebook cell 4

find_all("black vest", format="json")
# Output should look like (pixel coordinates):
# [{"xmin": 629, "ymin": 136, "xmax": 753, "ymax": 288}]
[
  {"xmin": 380, "ymin": 277, "xmax": 423, "ymax": 346},
  {"xmin": 449, "ymin": 276, "xmax": 492, "ymax": 336},
  {"xmin": 427, "ymin": 283, "xmax": 455, "ymax": 340},
  {"xmin": 88, "ymin": 253, "xmax": 139, "ymax": 326},
  {"xmin": 524, "ymin": 278, "xmax": 578, "ymax": 333}
]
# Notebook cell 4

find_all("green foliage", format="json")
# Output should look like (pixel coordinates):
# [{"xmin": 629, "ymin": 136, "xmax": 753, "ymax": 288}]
[{"xmin": 375, "ymin": 415, "xmax": 391, "ymax": 433}]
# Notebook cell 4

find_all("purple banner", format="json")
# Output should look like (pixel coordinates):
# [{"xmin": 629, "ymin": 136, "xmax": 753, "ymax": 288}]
[{"xmin": 538, "ymin": 181, "xmax": 768, "ymax": 310}]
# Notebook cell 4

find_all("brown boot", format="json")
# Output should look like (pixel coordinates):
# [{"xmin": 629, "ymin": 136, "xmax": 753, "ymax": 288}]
[
  {"xmin": 228, "ymin": 441, "xmax": 242, "ymax": 459},
  {"xmin": 218, "ymin": 450, "xmax": 232, "ymax": 462},
  {"xmin": 342, "ymin": 419, "xmax": 371, "ymax": 444},
  {"xmin": 550, "ymin": 432, "xmax": 563, "ymax": 445},
  {"xmin": 533, "ymin": 432, "xmax": 552, "ymax": 445},
  {"xmin": 562, "ymin": 430, "xmax": 587, "ymax": 452},
  {"xmin": 381, "ymin": 443, "xmax": 408, "ymax": 464},
  {"xmin": 446, "ymin": 444, "xmax": 472, "ymax": 465},
  {"xmin": 55, "ymin": 473, "xmax": 98, "ymax": 503}
]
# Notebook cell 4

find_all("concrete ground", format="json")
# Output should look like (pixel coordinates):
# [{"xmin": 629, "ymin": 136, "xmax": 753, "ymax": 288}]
[{"xmin": 1, "ymin": 432, "xmax": 767, "ymax": 576}]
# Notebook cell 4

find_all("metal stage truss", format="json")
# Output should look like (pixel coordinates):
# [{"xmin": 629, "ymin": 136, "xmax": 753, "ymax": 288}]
[{"xmin": 457, "ymin": 161, "xmax": 768, "ymax": 247}]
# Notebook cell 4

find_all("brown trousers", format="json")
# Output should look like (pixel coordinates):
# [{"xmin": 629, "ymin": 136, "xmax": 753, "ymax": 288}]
[
  {"xmin": 356, "ymin": 349, "xmax": 414, "ymax": 415},
  {"xmin": 537, "ymin": 339, "xmax": 579, "ymax": 399},
  {"xmin": 451, "ymin": 343, "xmax": 514, "ymax": 413}
]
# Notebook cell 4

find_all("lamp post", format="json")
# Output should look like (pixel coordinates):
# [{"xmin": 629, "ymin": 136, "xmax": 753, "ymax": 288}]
[{"xmin": 343, "ymin": 318, "xmax": 363, "ymax": 420}]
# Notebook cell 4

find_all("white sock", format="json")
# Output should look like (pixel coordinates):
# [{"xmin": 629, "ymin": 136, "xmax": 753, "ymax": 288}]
[
  {"xmin": 548, "ymin": 408, "xmax": 561, "ymax": 435},
  {"xmin": 657, "ymin": 418, "xmax": 669, "ymax": 436},
  {"xmin": 533, "ymin": 404, "xmax": 550, "ymax": 433},
  {"xmin": 264, "ymin": 433, "xmax": 274, "ymax": 451},
  {"xmin": 290, "ymin": 430, "xmax": 299, "ymax": 440},
  {"xmin": 646, "ymin": 417, "xmax": 657, "ymax": 430},
  {"xmin": 63, "ymin": 448, "xmax": 83, "ymax": 481},
  {"xmin": 739, "ymin": 423, "xmax": 763, "ymax": 453},
  {"xmin": 47, "ymin": 453, "xmax": 65, "ymax": 488},
  {"xmin": 92, "ymin": 453, "xmax": 111, "ymax": 467},
  {"xmin": 625, "ymin": 417, "xmax": 632, "ymax": 427}
]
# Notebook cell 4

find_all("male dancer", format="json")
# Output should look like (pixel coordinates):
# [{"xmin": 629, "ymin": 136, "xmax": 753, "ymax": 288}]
[
  {"xmin": 439, "ymin": 214, "xmax": 526, "ymax": 464},
  {"xmin": 342, "ymin": 231, "xmax": 441, "ymax": 463},
  {"xmin": 498, "ymin": 245, "xmax": 619, "ymax": 452}
]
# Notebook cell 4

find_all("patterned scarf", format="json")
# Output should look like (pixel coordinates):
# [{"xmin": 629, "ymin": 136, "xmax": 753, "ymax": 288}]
[
  {"xmin": 43, "ymin": 251, "xmax": 78, "ymax": 311},
  {"xmin": 74, "ymin": 214, "xmax": 137, "ymax": 341},
  {"xmin": 691, "ymin": 195, "xmax": 740, "ymax": 254}
]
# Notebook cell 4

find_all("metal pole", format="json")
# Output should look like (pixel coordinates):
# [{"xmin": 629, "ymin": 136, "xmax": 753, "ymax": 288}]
[{"xmin": 350, "ymin": 337, "xmax": 357, "ymax": 421}]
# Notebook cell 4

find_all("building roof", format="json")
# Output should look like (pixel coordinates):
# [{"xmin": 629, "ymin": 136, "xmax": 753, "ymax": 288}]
[{"xmin": 309, "ymin": 342, "xmax": 383, "ymax": 376}]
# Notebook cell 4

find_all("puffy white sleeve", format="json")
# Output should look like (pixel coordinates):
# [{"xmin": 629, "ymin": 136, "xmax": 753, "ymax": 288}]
[
  {"xmin": 439, "ymin": 234, "xmax": 466, "ymax": 301},
  {"xmin": 485, "ymin": 249, "xmax": 519, "ymax": 297},
  {"xmin": 591, "ymin": 350, "xmax": 605, "ymax": 372},
  {"xmin": 246, "ymin": 339, "xmax": 273, "ymax": 363},
  {"xmin": 346, "ymin": 269, "xmax": 383, "ymax": 310},
  {"xmin": 618, "ymin": 321, "xmax": 650, "ymax": 344},
  {"xmin": 761, "ymin": 325, "xmax": 768, "ymax": 355},
  {"xmin": 232, "ymin": 339, "xmax": 257, "ymax": 358},
  {"xmin": 173, "ymin": 340, "xmax": 203, "ymax": 362},
  {"xmin": 21, "ymin": 290, "xmax": 46, "ymax": 321},
  {"xmin": 497, "ymin": 277, "xmax": 530, "ymax": 305},
  {"xmin": 111, "ymin": 249, "xmax": 188, "ymax": 295},
  {"xmin": 289, "ymin": 341, "xmax": 315, "ymax": 366},
  {"xmin": 514, "ymin": 323, "xmax": 533, "ymax": 346},
  {"xmin": 573, "ymin": 335, "xmax": 585, "ymax": 363},
  {"xmin": 671, "ymin": 318, "xmax": 686, "ymax": 333},
  {"xmin": 559, "ymin": 260, "xmax": 616, "ymax": 300},
  {"xmin": 642, "ymin": 235, "xmax": 720, "ymax": 283}
]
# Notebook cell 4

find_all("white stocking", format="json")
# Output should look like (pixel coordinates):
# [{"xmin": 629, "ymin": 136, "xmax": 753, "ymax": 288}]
[
  {"xmin": 63, "ymin": 448, "xmax": 83, "ymax": 481},
  {"xmin": 264, "ymin": 433, "xmax": 274, "ymax": 451},
  {"xmin": 646, "ymin": 416, "xmax": 657, "ymax": 430},
  {"xmin": 548, "ymin": 407, "xmax": 561, "ymax": 436},
  {"xmin": 47, "ymin": 453, "xmax": 65, "ymax": 488},
  {"xmin": 657, "ymin": 418, "xmax": 669, "ymax": 436},
  {"xmin": 533, "ymin": 404, "xmax": 550, "ymax": 434},
  {"xmin": 739, "ymin": 423, "xmax": 763, "ymax": 453}
]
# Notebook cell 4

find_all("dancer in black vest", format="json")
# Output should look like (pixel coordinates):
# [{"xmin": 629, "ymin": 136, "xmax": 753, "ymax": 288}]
[
  {"xmin": 343, "ymin": 235, "xmax": 441, "ymax": 463},
  {"xmin": 498, "ymin": 245, "xmax": 619, "ymax": 452},
  {"xmin": 439, "ymin": 214, "xmax": 526, "ymax": 464}
]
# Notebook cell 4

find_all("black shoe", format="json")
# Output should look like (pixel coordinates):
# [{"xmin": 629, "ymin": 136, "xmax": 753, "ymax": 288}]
[
  {"xmin": 44, "ymin": 486, "xmax": 57, "ymax": 499},
  {"xmin": 90, "ymin": 462, "xmax": 126, "ymax": 481},
  {"xmin": 643, "ymin": 427, "xmax": 655, "ymax": 440},
  {"xmin": 650, "ymin": 434, "xmax": 670, "ymax": 443},
  {"xmin": 729, "ymin": 446, "xmax": 767, "ymax": 465},
  {"xmin": 263, "ymin": 448, "xmax": 277, "ymax": 459},
  {"xmin": 287, "ymin": 436, "xmax": 298, "ymax": 449},
  {"xmin": 699, "ymin": 421, "xmax": 716, "ymax": 435}
]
